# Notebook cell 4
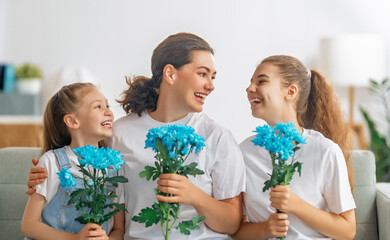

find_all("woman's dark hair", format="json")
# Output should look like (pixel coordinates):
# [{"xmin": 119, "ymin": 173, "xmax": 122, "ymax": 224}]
[
  {"xmin": 261, "ymin": 55, "xmax": 354, "ymax": 190},
  {"xmin": 117, "ymin": 32, "xmax": 214, "ymax": 116},
  {"xmin": 42, "ymin": 83, "xmax": 106, "ymax": 154}
]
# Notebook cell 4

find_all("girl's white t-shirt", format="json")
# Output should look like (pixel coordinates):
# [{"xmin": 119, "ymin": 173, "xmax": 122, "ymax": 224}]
[
  {"xmin": 35, "ymin": 145, "xmax": 117, "ymax": 232},
  {"xmin": 36, "ymin": 145, "xmax": 82, "ymax": 203},
  {"xmin": 109, "ymin": 112, "xmax": 246, "ymax": 240},
  {"xmin": 240, "ymin": 129, "xmax": 356, "ymax": 240}
]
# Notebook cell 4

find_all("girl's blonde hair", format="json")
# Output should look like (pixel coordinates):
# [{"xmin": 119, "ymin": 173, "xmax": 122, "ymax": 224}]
[
  {"xmin": 260, "ymin": 55, "xmax": 354, "ymax": 190},
  {"xmin": 42, "ymin": 82, "xmax": 105, "ymax": 154}
]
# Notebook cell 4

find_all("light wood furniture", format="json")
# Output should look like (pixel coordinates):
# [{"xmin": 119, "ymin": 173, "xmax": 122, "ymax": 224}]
[{"xmin": 0, "ymin": 116, "xmax": 43, "ymax": 148}]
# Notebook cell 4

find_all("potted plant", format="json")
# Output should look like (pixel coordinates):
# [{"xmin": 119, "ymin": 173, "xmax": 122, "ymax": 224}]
[
  {"xmin": 15, "ymin": 63, "xmax": 43, "ymax": 94},
  {"xmin": 360, "ymin": 78, "xmax": 390, "ymax": 182}
]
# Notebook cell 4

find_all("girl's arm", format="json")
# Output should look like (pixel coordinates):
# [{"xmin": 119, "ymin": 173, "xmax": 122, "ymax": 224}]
[
  {"xmin": 22, "ymin": 193, "xmax": 75, "ymax": 239},
  {"xmin": 108, "ymin": 205, "xmax": 126, "ymax": 240},
  {"xmin": 156, "ymin": 173, "xmax": 242, "ymax": 235},
  {"xmin": 231, "ymin": 213, "xmax": 289, "ymax": 240},
  {"xmin": 270, "ymin": 185, "xmax": 356, "ymax": 240},
  {"xmin": 21, "ymin": 193, "xmax": 112, "ymax": 240}
]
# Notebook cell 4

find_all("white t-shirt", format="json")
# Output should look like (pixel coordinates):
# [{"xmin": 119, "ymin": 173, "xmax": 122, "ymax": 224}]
[
  {"xmin": 109, "ymin": 112, "xmax": 246, "ymax": 240},
  {"xmin": 240, "ymin": 129, "xmax": 356, "ymax": 240},
  {"xmin": 36, "ymin": 145, "xmax": 82, "ymax": 204}
]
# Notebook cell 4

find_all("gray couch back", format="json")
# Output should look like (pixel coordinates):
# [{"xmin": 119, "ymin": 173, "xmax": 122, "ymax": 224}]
[
  {"xmin": 351, "ymin": 150, "xmax": 378, "ymax": 239},
  {"xmin": 0, "ymin": 147, "xmax": 41, "ymax": 240}
]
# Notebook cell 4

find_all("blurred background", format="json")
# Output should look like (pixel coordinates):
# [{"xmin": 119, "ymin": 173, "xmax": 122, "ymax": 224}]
[{"xmin": 1, "ymin": 0, "xmax": 389, "ymax": 151}]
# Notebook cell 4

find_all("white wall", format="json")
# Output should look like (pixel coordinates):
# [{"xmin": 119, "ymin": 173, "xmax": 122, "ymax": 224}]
[{"xmin": 1, "ymin": 0, "xmax": 389, "ymax": 143}]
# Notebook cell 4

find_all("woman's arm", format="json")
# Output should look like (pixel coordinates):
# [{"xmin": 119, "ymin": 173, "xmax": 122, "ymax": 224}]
[
  {"xmin": 25, "ymin": 158, "xmax": 48, "ymax": 195},
  {"xmin": 270, "ymin": 185, "xmax": 356, "ymax": 240},
  {"xmin": 156, "ymin": 173, "xmax": 242, "ymax": 235},
  {"xmin": 231, "ymin": 213, "xmax": 289, "ymax": 240}
]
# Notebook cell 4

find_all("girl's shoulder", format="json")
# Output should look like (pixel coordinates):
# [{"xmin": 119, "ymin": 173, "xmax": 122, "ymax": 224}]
[
  {"xmin": 37, "ymin": 149, "xmax": 58, "ymax": 170},
  {"xmin": 239, "ymin": 135, "xmax": 256, "ymax": 149},
  {"xmin": 304, "ymin": 129, "xmax": 344, "ymax": 164},
  {"xmin": 38, "ymin": 146, "xmax": 73, "ymax": 168},
  {"xmin": 239, "ymin": 135, "xmax": 270, "ymax": 159},
  {"xmin": 304, "ymin": 129, "xmax": 338, "ymax": 149}
]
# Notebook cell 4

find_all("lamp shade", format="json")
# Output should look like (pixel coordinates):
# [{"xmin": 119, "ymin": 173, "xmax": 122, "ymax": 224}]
[{"xmin": 319, "ymin": 34, "xmax": 385, "ymax": 87}]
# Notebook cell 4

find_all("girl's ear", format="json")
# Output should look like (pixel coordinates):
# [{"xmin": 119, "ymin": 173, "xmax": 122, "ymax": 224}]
[
  {"xmin": 162, "ymin": 64, "xmax": 176, "ymax": 86},
  {"xmin": 285, "ymin": 84, "xmax": 298, "ymax": 102},
  {"xmin": 63, "ymin": 114, "xmax": 79, "ymax": 129}
]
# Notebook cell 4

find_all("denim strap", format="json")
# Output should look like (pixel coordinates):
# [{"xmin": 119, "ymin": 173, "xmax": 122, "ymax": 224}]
[{"xmin": 53, "ymin": 147, "xmax": 71, "ymax": 169}]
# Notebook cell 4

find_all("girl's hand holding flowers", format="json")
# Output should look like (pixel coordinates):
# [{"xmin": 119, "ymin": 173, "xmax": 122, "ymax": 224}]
[
  {"xmin": 270, "ymin": 185, "xmax": 300, "ymax": 214},
  {"xmin": 265, "ymin": 213, "xmax": 289, "ymax": 238},
  {"xmin": 252, "ymin": 122, "xmax": 306, "ymax": 240},
  {"xmin": 76, "ymin": 223, "xmax": 108, "ymax": 240}
]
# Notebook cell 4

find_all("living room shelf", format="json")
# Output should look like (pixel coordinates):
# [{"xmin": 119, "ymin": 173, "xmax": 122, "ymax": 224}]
[{"xmin": 0, "ymin": 93, "xmax": 42, "ymax": 115}]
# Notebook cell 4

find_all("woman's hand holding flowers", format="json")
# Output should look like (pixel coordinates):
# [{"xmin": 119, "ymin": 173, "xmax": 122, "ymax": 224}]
[{"xmin": 156, "ymin": 173, "xmax": 202, "ymax": 205}]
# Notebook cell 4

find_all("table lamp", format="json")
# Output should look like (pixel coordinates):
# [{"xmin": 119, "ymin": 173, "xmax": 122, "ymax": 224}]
[{"xmin": 319, "ymin": 34, "xmax": 385, "ymax": 149}]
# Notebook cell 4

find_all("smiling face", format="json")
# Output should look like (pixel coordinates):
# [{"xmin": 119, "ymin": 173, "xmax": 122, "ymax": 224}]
[
  {"xmin": 74, "ymin": 86, "xmax": 114, "ymax": 143},
  {"xmin": 172, "ymin": 50, "xmax": 216, "ymax": 113},
  {"xmin": 246, "ymin": 62, "xmax": 290, "ymax": 124}
]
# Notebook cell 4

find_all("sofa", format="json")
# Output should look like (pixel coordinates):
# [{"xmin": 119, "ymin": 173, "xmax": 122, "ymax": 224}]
[{"xmin": 0, "ymin": 147, "xmax": 389, "ymax": 239}]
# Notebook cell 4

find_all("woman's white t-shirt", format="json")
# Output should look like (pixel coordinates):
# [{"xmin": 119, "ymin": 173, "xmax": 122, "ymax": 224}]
[
  {"xmin": 109, "ymin": 112, "xmax": 246, "ymax": 240},
  {"xmin": 240, "ymin": 129, "xmax": 356, "ymax": 240}
]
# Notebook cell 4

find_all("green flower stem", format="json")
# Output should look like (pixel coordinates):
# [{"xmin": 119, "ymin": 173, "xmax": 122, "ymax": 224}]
[
  {"xmin": 165, "ymin": 205, "xmax": 170, "ymax": 240},
  {"xmin": 161, "ymin": 220, "xmax": 165, "ymax": 239}
]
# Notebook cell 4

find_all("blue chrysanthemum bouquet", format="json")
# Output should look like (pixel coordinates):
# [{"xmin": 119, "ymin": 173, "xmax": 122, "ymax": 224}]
[
  {"xmin": 57, "ymin": 145, "xmax": 128, "ymax": 225},
  {"xmin": 132, "ymin": 124, "xmax": 206, "ymax": 240},
  {"xmin": 252, "ymin": 122, "xmax": 306, "ymax": 240}
]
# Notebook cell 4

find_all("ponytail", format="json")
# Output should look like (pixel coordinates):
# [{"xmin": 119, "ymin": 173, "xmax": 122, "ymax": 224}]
[
  {"xmin": 117, "ymin": 75, "xmax": 160, "ymax": 116},
  {"xmin": 300, "ymin": 70, "xmax": 354, "ymax": 190}
]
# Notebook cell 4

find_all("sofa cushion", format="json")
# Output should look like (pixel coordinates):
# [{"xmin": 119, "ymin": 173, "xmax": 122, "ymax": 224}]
[
  {"xmin": 0, "ymin": 147, "xmax": 41, "ymax": 240},
  {"xmin": 376, "ymin": 182, "xmax": 390, "ymax": 240},
  {"xmin": 351, "ymin": 150, "xmax": 378, "ymax": 240}
]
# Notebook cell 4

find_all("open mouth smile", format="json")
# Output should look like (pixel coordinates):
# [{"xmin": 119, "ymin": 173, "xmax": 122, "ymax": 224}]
[
  {"xmin": 195, "ymin": 92, "xmax": 207, "ymax": 104},
  {"xmin": 249, "ymin": 97, "xmax": 263, "ymax": 107},
  {"xmin": 101, "ymin": 120, "xmax": 112, "ymax": 128}
]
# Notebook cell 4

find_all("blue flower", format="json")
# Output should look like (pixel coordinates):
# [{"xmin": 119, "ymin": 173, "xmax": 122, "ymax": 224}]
[
  {"xmin": 73, "ymin": 145, "xmax": 125, "ymax": 171},
  {"xmin": 57, "ymin": 168, "xmax": 76, "ymax": 190},
  {"xmin": 252, "ymin": 125, "xmax": 275, "ymax": 147},
  {"xmin": 275, "ymin": 122, "xmax": 306, "ymax": 144},
  {"xmin": 144, "ymin": 124, "xmax": 205, "ymax": 160},
  {"xmin": 252, "ymin": 123, "xmax": 306, "ymax": 160}
]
